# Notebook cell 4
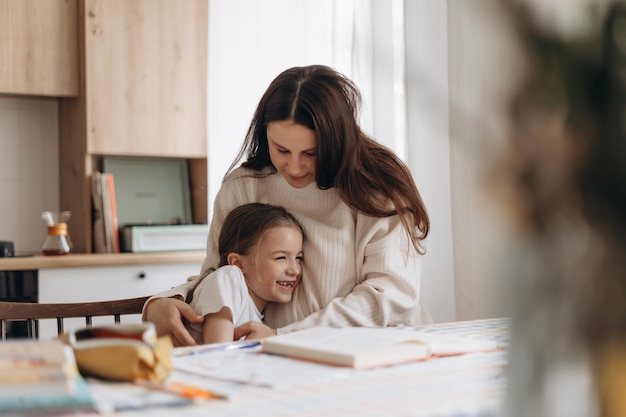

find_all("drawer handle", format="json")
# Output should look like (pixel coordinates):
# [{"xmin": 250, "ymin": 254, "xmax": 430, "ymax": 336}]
[{"xmin": 137, "ymin": 272, "xmax": 146, "ymax": 279}]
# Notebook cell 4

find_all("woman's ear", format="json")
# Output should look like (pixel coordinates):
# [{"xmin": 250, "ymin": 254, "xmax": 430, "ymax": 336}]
[{"xmin": 227, "ymin": 253, "xmax": 244, "ymax": 272}]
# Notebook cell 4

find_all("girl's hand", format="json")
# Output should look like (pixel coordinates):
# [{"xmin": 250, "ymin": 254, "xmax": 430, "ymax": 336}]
[
  {"xmin": 144, "ymin": 297, "xmax": 203, "ymax": 347},
  {"xmin": 234, "ymin": 321, "xmax": 277, "ymax": 340}
]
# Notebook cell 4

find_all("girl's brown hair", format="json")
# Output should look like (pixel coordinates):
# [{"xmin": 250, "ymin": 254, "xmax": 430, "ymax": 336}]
[{"xmin": 217, "ymin": 202, "xmax": 304, "ymax": 267}]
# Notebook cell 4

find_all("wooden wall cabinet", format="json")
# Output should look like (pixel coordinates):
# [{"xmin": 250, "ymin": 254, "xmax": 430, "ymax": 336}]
[
  {"xmin": 0, "ymin": 0, "xmax": 79, "ymax": 97},
  {"xmin": 59, "ymin": 0, "xmax": 208, "ymax": 253},
  {"xmin": 83, "ymin": 0, "xmax": 208, "ymax": 157}
]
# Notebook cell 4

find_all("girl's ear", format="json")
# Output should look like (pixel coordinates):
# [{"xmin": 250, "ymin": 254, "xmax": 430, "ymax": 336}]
[{"xmin": 227, "ymin": 253, "xmax": 244, "ymax": 271}]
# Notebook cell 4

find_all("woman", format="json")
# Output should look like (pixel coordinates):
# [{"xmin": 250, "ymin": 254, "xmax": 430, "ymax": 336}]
[{"xmin": 144, "ymin": 65, "xmax": 430, "ymax": 346}]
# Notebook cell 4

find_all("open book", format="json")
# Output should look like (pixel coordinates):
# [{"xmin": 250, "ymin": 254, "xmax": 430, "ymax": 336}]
[{"xmin": 262, "ymin": 326, "xmax": 500, "ymax": 369}]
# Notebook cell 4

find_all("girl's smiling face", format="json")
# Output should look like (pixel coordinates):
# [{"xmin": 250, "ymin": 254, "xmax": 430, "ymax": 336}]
[
  {"xmin": 230, "ymin": 225, "xmax": 303, "ymax": 312},
  {"xmin": 267, "ymin": 120, "xmax": 317, "ymax": 188}
]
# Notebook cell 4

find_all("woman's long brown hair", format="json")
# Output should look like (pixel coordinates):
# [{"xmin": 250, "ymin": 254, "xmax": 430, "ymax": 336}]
[{"xmin": 226, "ymin": 65, "xmax": 430, "ymax": 253}]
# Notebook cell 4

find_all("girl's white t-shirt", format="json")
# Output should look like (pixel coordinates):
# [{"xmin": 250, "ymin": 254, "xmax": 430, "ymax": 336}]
[{"xmin": 185, "ymin": 265, "xmax": 263, "ymax": 344}]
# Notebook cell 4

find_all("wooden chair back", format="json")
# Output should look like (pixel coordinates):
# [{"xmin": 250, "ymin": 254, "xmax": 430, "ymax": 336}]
[{"xmin": 0, "ymin": 296, "xmax": 150, "ymax": 341}]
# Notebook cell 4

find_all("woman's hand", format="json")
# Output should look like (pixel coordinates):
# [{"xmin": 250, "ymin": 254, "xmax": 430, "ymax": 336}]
[
  {"xmin": 234, "ymin": 321, "xmax": 277, "ymax": 340},
  {"xmin": 144, "ymin": 297, "xmax": 203, "ymax": 347}
]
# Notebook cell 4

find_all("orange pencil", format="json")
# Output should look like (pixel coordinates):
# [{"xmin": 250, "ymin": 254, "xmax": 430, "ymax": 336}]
[{"xmin": 135, "ymin": 380, "xmax": 228, "ymax": 400}]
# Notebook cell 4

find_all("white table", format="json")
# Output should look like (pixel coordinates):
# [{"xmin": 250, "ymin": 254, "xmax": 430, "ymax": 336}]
[{"xmin": 91, "ymin": 318, "xmax": 510, "ymax": 417}]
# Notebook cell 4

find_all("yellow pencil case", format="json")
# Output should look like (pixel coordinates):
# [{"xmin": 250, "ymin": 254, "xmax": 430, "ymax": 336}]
[{"xmin": 60, "ymin": 323, "xmax": 173, "ymax": 382}]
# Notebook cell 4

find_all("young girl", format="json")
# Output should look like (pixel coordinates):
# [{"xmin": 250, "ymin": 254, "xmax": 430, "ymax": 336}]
[{"xmin": 185, "ymin": 202, "xmax": 304, "ymax": 344}]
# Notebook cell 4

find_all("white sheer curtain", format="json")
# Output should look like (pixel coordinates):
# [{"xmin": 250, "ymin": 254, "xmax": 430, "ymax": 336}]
[{"xmin": 333, "ymin": 0, "xmax": 407, "ymax": 156}]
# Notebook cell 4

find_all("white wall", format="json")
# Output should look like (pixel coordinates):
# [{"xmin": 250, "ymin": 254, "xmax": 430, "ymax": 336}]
[{"xmin": 0, "ymin": 98, "xmax": 59, "ymax": 254}]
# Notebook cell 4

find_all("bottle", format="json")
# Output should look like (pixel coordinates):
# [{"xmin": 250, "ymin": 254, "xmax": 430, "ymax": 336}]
[{"xmin": 41, "ymin": 211, "xmax": 72, "ymax": 256}]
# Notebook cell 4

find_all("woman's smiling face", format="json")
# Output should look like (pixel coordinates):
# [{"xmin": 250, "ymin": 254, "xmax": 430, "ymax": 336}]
[{"xmin": 267, "ymin": 120, "xmax": 317, "ymax": 188}]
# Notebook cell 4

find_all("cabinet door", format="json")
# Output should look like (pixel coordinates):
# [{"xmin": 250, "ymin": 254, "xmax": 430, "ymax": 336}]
[
  {"xmin": 83, "ymin": 0, "xmax": 208, "ymax": 157},
  {"xmin": 0, "ymin": 0, "xmax": 79, "ymax": 96},
  {"xmin": 37, "ymin": 262, "xmax": 199, "ymax": 340}
]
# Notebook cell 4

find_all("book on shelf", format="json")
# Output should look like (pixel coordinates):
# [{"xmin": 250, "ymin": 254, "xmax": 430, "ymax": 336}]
[
  {"xmin": 261, "ymin": 326, "xmax": 500, "ymax": 369},
  {"xmin": 105, "ymin": 172, "xmax": 120, "ymax": 253},
  {"xmin": 0, "ymin": 340, "xmax": 97, "ymax": 414},
  {"xmin": 90, "ymin": 172, "xmax": 106, "ymax": 253},
  {"xmin": 91, "ymin": 171, "xmax": 120, "ymax": 253}
]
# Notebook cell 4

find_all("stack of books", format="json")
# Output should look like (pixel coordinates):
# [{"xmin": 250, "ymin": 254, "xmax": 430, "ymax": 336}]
[{"xmin": 91, "ymin": 172, "xmax": 120, "ymax": 253}]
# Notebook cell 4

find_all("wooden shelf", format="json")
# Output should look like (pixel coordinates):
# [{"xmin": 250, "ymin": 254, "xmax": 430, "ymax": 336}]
[
  {"xmin": 59, "ymin": 0, "xmax": 208, "ymax": 253},
  {"xmin": 0, "ymin": 251, "xmax": 205, "ymax": 271}
]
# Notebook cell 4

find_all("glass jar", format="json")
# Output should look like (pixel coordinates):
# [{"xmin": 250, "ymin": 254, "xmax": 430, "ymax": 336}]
[{"xmin": 41, "ymin": 211, "xmax": 72, "ymax": 256}]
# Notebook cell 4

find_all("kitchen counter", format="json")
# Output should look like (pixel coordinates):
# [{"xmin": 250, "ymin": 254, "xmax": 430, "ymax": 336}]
[{"xmin": 0, "ymin": 251, "xmax": 206, "ymax": 271}]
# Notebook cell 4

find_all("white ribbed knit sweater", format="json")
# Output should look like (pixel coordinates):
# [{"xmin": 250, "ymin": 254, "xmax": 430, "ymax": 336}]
[{"xmin": 152, "ymin": 167, "xmax": 427, "ymax": 333}]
